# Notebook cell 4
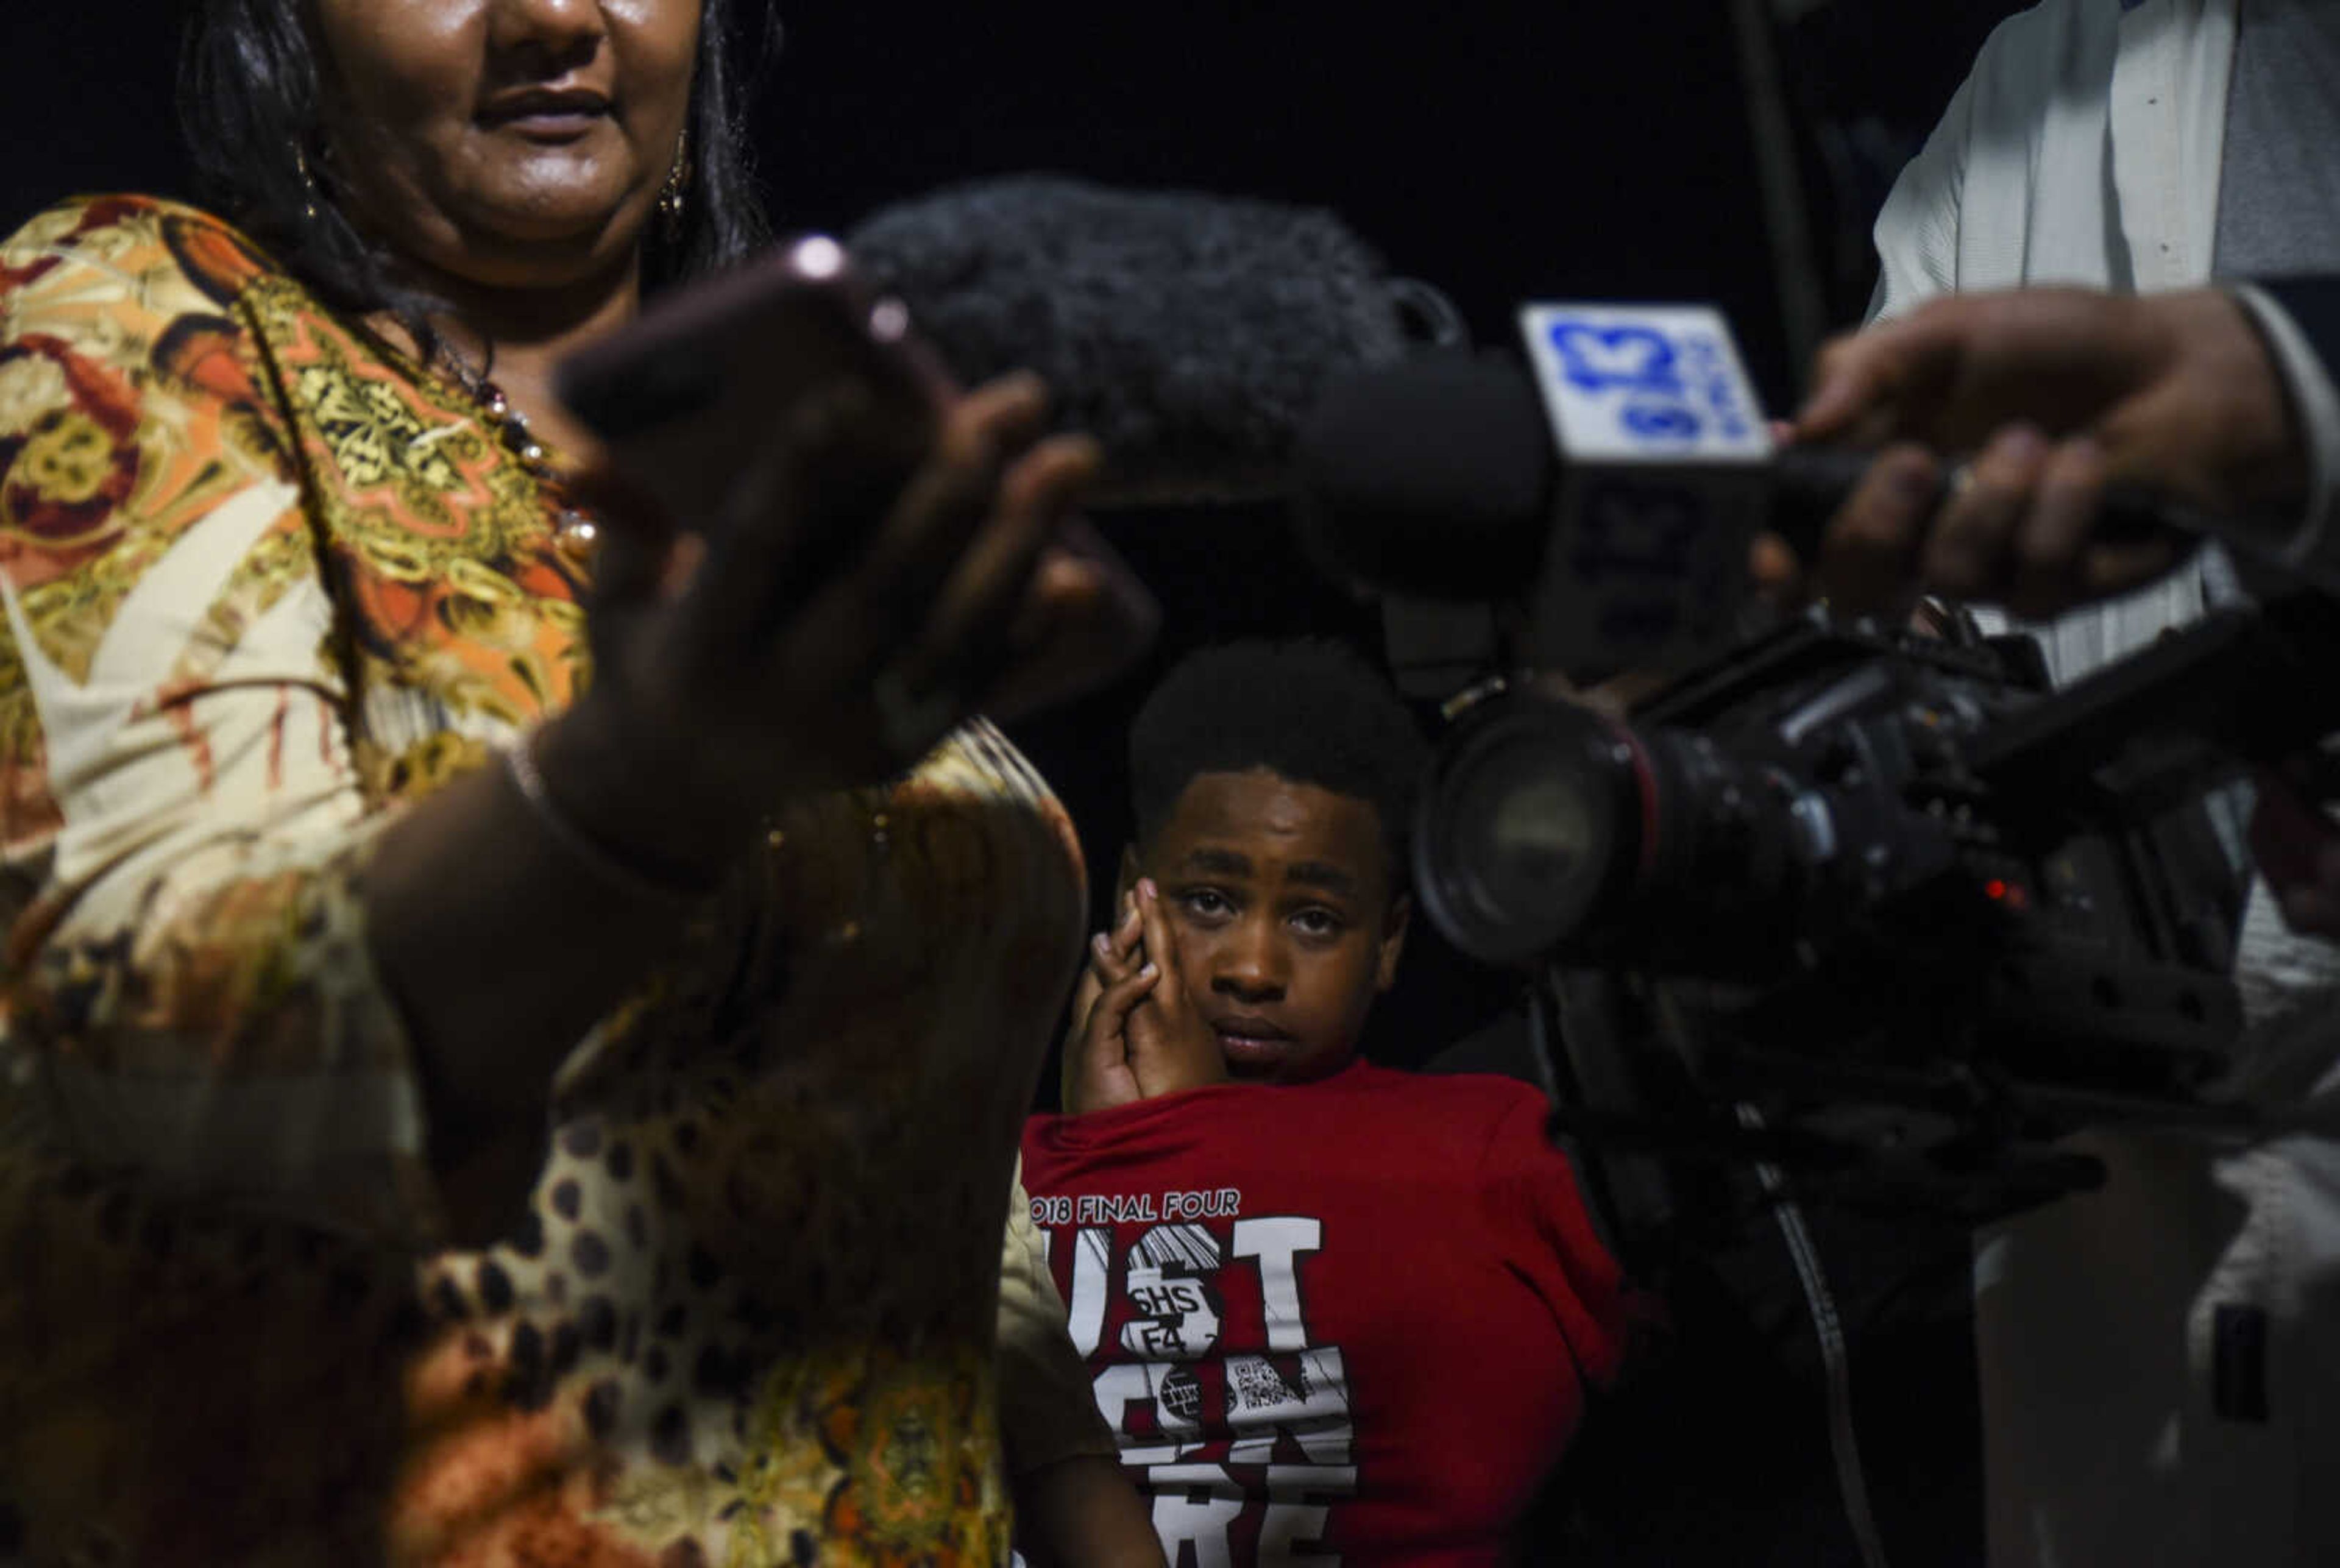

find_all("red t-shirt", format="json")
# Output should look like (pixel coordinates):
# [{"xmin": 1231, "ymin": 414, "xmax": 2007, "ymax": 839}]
[{"xmin": 1019, "ymin": 1060, "xmax": 1629, "ymax": 1567}]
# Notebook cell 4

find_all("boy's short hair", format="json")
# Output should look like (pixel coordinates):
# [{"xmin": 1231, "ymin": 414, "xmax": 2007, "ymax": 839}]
[{"xmin": 1129, "ymin": 639, "xmax": 1430, "ymax": 891}]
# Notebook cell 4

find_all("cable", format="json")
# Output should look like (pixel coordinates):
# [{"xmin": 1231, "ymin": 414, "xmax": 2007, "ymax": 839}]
[{"xmin": 1737, "ymin": 1102, "xmax": 1893, "ymax": 1568}]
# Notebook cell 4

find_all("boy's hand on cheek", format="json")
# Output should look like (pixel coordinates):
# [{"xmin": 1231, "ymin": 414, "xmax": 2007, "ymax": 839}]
[
  {"xmin": 1064, "ymin": 899, "xmax": 1155, "ymax": 1113},
  {"xmin": 1061, "ymin": 882, "xmax": 1228, "ymax": 1112},
  {"xmin": 1126, "ymin": 879, "xmax": 1228, "ymax": 1098}
]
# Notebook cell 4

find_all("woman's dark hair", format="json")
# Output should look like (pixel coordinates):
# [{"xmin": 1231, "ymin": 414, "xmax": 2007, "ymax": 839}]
[{"xmin": 177, "ymin": 0, "xmax": 778, "ymax": 367}]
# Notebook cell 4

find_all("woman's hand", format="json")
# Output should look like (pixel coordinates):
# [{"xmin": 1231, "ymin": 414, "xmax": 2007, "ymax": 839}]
[
  {"xmin": 542, "ymin": 372, "xmax": 1128, "ymax": 882},
  {"xmin": 1063, "ymin": 882, "xmax": 1228, "ymax": 1114}
]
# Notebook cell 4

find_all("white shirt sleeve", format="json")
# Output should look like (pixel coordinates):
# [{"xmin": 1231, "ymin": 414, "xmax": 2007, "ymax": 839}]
[
  {"xmin": 2227, "ymin": 282, "xmax": 2340, "ymax": 592},
  {"xmin": 1867, "ymin": 68, "xmax": 1974, "ymax": 324}
]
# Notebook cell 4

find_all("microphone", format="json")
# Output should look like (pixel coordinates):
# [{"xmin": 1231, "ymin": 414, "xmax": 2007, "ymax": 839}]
[
  {"xmin": 844, "ymin": 175, "xmax": 1459, "ymax": 503},
  {"xmin": 1298, "ymin": 305, "xmax": 2188, "ymax": 676}
]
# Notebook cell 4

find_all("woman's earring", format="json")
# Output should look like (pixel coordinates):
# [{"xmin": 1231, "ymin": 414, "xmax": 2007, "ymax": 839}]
[
  {"xmin": 658, "ymin": 133, "xmax": 691, "ymax": 235},
  {"xmin": 294, "ymin": 145, "xmax": 322, "ymax": 224}
]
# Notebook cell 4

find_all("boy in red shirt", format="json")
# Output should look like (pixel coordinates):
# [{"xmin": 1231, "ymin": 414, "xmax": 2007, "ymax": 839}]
[{"xmin": 1020, "ymin": 640, "xmax": 1630, "ymax": 1567}]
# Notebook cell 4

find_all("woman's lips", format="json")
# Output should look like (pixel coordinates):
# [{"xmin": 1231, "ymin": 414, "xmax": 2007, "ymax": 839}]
[
  {"xmin": 498, "ymin": 112, "xmax": 606, "ymax": 140},
  {"xmin": 478, "ymin": 91, "xmax": 611, "ymax": 139}
]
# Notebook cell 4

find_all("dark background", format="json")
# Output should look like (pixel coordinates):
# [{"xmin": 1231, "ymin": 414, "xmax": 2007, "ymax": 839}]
[
  {"xmin": 2, "ymin": 5, "xmax": 2027, "ymax": 1563},
  {"xmin": 2, "ymin": 2, "xmax": 2015, "ymax": 405},
  {"xmin": 0, "ymin": 2, "xmax": 2028, "ymax": 1076}
]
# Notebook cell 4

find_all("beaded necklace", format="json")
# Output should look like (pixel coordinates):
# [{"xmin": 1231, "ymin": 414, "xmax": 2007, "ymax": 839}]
[{"xmin": 470, "ymin": 372, "xmax": 601, "ymax": 570}]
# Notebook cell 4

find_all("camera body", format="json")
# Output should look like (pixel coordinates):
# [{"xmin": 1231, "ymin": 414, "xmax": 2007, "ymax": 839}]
[
  {"xmin": 1299, "ymin": 298, "xmax": 2340, "ymax": 1215},
  {"xmin": 1416, "ymin": 597, "xmax": 2340, "ymax": 1215}
]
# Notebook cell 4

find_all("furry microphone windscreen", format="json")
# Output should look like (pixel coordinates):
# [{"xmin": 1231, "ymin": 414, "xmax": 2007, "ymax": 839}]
[{"xmin": 844, "ymin": 175, "xmax": 1424, "ymax": 501}]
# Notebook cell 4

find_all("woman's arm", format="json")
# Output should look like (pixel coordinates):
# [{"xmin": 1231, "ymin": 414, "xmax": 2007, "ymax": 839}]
[
  {"xmin": 996, "ymin": 1160, "xmax": 1166, "ymax": 1567},
  {"xmin": 1015, "ymin": 1455, "xmax": 1165, "ymax": 1568},
  {"xmin": 1, "ymin": 199, "xmax": 1112, "ymax": 1247},
  {"xmin": 366, "ymin": 376, "xmax": 1101, "ymax": 1236},
  {"xmin": 1, "ymin": 200, "xmax": 456, "ymax": 1244}
]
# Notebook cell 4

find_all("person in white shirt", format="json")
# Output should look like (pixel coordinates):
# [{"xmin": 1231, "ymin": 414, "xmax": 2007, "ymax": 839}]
[{"xmin": 1796, "ymin": 3, "xmax": 2340, "ymax": 1562}]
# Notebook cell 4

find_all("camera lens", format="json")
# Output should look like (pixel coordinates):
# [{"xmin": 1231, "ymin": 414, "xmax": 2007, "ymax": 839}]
[
  {"xmin": 1478, "ymin": 772, "xmax": 1598, "ymax": 903},
  {"xmin": 1417, "ymin": 698, "xmax": 1640, "ymax": 965}
]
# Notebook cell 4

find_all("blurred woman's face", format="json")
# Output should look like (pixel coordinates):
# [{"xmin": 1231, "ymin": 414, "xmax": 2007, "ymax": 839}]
[{"xmin": 311, "ymin": 0, "xmax": 701, "ymax": 293}]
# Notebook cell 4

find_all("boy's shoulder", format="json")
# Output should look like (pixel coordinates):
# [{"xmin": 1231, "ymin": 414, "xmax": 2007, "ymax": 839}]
[
  {"xmin": 1299, "ymin": 1060, "xmax": 1553, "ymax": 1161},
  {"xmin": 1336, "ymin": 1057, "xmax": 1542, "ymax": 1110},
  {"xmin": 1024, "ymin": 1062, "xmax": 1547, "ymax": 1163}
]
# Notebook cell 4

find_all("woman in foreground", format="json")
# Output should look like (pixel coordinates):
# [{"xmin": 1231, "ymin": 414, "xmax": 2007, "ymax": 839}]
[{"xmin": 0, "ymin": 0, "xmax": 1150, "ymax": 1560}]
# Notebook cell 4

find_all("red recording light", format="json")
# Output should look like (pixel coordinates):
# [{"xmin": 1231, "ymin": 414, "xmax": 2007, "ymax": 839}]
[{"xmin": 1982, "ymin": 878, "xmax": 2031, "ymax": 910}]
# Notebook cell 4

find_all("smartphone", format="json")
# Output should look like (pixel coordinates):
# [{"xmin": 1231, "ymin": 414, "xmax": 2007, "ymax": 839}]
[{"xmin": 555, "ymin": 234, "xmax": 943, "ymax": 540}]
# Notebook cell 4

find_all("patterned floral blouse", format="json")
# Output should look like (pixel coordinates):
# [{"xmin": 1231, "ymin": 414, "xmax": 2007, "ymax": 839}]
[{"xmin": 0, "ymin": 195, "xmax": 1091, "ymax": 1567}]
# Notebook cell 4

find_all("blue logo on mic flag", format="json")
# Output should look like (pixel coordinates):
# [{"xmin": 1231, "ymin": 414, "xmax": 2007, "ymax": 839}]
[
  {"xmin": 1516, "ymin": 303, "xmax": 1772, "ymax": 675},
  {"xmin": 1622, "ymin": 403, "xmax": 1704, "ymax": 441},
  {"xmin": 1548, "ymin": 322, "xmax": 1685, "ymax": 397},
  {"xmin": 1531, "ymin": 309, "xmax": 1765, "ymax": 458}
]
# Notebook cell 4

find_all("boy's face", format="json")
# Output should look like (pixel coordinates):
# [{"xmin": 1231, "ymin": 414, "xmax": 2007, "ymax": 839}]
[{"xmin": 1130, "ymin": 768, "xmax": 1408, "ymax": 1084}]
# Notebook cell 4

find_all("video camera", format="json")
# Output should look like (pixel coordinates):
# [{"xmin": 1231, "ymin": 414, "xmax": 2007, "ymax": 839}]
[{"xmin": 1301, "ymin": 305, "xmax": 2340, "ymax": 1222}]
